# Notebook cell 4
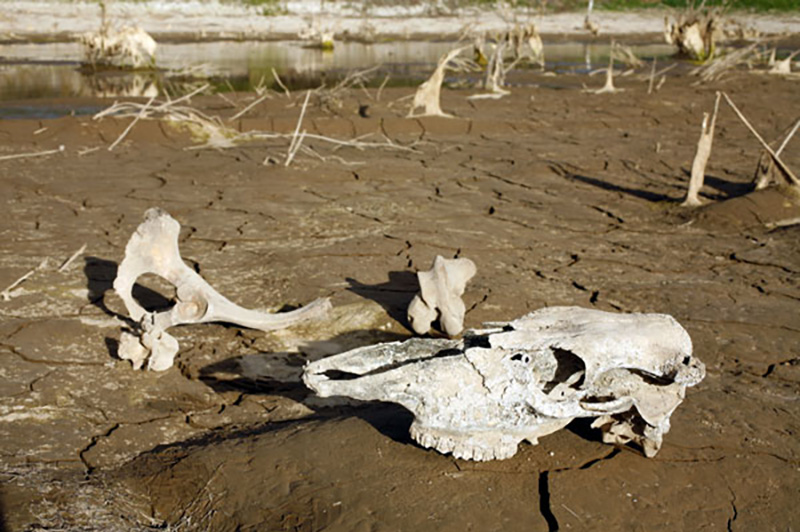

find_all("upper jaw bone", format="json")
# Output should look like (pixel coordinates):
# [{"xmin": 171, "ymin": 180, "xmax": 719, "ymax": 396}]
[
  {"xmin": 114, "ymin": 208, "xmax": 332, "ymax": 370},
  {"xmin": 303, "ymin": 306, "xmax": 705, "ymax": 461}
]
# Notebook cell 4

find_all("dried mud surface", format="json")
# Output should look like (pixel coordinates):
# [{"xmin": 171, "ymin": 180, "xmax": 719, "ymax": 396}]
[{"xmin": 0, "ymin": 68, "xmax": 799, "ymax": 531}]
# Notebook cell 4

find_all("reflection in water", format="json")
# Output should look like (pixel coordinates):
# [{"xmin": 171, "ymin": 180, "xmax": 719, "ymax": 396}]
[{"xmin": 0, "ymin": 40, "xmax": 676, "ymax": 105}]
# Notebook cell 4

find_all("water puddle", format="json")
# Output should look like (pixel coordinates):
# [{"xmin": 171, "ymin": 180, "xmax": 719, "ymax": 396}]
[{"xmin": 0, "ymin": 40, "xmax": 676, "ymax": 117}]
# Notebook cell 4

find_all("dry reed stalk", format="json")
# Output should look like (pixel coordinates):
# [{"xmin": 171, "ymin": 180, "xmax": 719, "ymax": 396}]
[
  {"xmin": 0, "ymin": 145, "xmax": 65, "ymax": 162},
  {"xmin": 272, "ymin": 68, "xmax": 291, "ymax": 97},
  {"xmin": 281, "ymin": 90, "xmax": 312, "ymax": 167},
  {"xmin": 108, "ymin": 95, "xmax": 155, "ymax": 151},
  {"xmin": 229, "ymin": 93, "xmax": 271, "ymax": 121},
  {"xmin": 408, "ymin": 46, "xmax": 468, "ymax": 117},
  {"xmin": 58, "ymin": 244, "xmax": 87, "ymax": 273},
  {"xmin": 722, "ymin": 92, "xmax": 800, "ymax": 186},
  {"xmin": 754, "ymin": 118, "xmax": 800, "ymax": 189},
  {"xmin": 1, "ymin": 259, "xmax": 49, "ymax": 301},
  {"xmin": 682, "ymin": 92, "xmax": 721, "ymax": 207}
]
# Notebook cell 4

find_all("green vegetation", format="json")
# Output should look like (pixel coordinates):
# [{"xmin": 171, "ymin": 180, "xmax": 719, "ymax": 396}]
[
  {"xmin": 597, "ymin": 0, "xmax": 799, "ymax": 12},
  {"xmin": 238, "ymin": 0, "xmax": 288, "ymax": 16}
]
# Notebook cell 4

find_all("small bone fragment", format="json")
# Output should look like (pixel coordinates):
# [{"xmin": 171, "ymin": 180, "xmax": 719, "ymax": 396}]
[
  {"xmin": 305, "ymin": 306, "xmax": 704, "ymax": 461},
  {"xmin": 408, "ymin": 46, "xmax": 467, "ymax": 118},
  {"xmin": 407, "ymin": 255, "xmax": 476, "ymax": 337},
  {"xmin": 114, "ymin": 208, "xmax": 332, "ymax": 370},
  {"xmin": 683, "ymin": 91, "xmax": 721, "ymax": 207}
]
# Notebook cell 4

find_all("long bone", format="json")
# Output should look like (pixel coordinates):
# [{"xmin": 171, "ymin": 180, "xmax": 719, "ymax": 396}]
[
  {"xmin": 115, "ymin": 208, "xmax": 331, "ymax": 370},
  {"xmin": 305, "ymin": 306, "xmax": 704, "ymax": 461}
]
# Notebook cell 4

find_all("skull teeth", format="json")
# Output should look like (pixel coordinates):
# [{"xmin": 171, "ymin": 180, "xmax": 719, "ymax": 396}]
[{"xmin": 410, "ymin": 424, "xmax": 519, "ymax": 462}]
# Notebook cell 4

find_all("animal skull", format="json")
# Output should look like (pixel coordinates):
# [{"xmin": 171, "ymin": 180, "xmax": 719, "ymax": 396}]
[
  {"xmin": 304, "ymin": 306, "xmax": 705, "ymax": 461},
  {"xmin": 114, "ymin": 208, "xmax": 331, "ymax": 371}
]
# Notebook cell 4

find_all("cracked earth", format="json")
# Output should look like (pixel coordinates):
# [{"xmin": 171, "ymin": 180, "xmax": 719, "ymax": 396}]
[{"xmin": 0, "ymin": 64, "xmax": 798, "ymax": 531}]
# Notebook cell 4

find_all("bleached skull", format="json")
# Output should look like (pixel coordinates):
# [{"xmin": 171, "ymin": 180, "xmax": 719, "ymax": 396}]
[{"xmin": 304, "ymin": 306, "xmax": 705, "ymax": 461}]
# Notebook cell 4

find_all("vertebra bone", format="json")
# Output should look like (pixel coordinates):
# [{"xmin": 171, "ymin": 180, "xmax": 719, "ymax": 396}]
[
  {"xmin": 407, "ymin": 255, "xmax": 476, "ymax": 337},
  {"xmin": 304, "ymin": 306, "xmax": 704, "ymax": 461},
  {"xmin": 114, "ymin": 208, "xmax": 331, "ymax": 371}
]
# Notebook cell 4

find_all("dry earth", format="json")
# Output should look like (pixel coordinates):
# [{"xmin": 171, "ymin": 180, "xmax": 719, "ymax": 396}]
[{"xmin": 0, "ymin": 62, "xmax": 799, "ymax": 531}]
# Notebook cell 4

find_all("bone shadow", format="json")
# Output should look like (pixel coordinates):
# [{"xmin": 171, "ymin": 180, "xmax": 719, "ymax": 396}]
[
  {"xmin": 0, "ymin": 488, "xmax": 7, "ymax": 532},
  {"xmin": 699, "ymin": 174, "xmax": 753, "ymax": 200},
  {"xmin": 346, "ymin": 272, "xmax": 419, "ymax": 333},
  {"xmin": 196, "ymin": 328, "xmax": 414, "ymax": 444},
  {"xmin": 564, "ymin": 172, "xmax": 677, "ymax": 203},
  {"xmin": 84, "ymin": 256, "xmax": 173, "ymax": 320}
]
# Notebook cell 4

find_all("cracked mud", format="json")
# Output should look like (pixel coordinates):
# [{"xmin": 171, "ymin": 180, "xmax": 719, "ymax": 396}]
[{"xmin": 0, "ymin": 65, "xmax": 799, "ymax": 531}]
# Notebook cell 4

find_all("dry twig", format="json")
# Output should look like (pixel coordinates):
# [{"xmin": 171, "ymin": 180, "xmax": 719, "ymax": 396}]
[{"xmin": 722, "ymin": 92, "xmax": 800, "ymax": 186}]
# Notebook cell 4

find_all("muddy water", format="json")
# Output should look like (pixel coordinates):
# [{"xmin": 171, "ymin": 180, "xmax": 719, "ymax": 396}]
[{"xmin": 0, "ymin": 40, "xmax": 675, "ymax": 106}]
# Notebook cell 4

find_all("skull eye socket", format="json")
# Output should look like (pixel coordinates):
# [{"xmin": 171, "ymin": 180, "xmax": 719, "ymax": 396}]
[{"xmin": 510, "ymin": 353, "xmax": 531, "ymax": 364}]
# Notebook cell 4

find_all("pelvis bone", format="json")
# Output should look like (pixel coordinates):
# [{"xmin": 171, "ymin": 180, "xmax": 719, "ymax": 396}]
[
  {"xmin": 114, "ymin": 208, "xmax": 331, "ymax": 371},
  {"xmin": 304, "ymin": 306, "xmax": 704, "ymax": 461}
]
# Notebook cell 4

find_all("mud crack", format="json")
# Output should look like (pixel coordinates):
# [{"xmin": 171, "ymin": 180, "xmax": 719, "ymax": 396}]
[{"xmin": 79, "ymin": 423, "xmax": 120, "ymax": 475}]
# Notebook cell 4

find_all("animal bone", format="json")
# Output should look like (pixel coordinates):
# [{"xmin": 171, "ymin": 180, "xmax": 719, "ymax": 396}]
[
  {"xmin": 114, "ymin": 208, "xmax": 332, "ymax": 371},
  {"xmin": 682, "ymin": 91, "xmax": 721, "ymax": 207},
  {"xmin": 408, "ymin": 46, "xmax": 468, "ymax": 118},
  {"xmin": 407, "ymin": 255, "xmax": 476, "ymax": 337},
  {"xmin": 304, "ymin": 306, "xmax": 705, "ymax": 461}
]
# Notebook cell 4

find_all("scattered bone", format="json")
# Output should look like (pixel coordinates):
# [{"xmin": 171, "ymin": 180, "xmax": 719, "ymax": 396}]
[
  {"xmin": 58, "ymin": 244, "xmax": 88, "ymax": 273},
  {"xmin": 407, "ymin": 255, "xmax": 476, "ymax": 337},
  {"xmin": 304, "ymin": 306, "xmax": 705, "ymax": 461},
  {"xmin": 682, "ymin": 92, "xmax": 721, "ymax": 207},
  {"xmin": 114, "ymin": 208, "xmax": 332, "ymax": 371},
  {"xmin": 408, "ymin": 46, "xmax": 468, "ymax": 118},
  {"xmin": 1, "ymin": 259, "xmax": 49, "ymax": 301}
]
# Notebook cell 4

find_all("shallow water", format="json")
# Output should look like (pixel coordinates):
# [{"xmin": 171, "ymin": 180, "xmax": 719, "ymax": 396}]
[{"xmin": 0, "ymin": 40, "xmax": 675, "ymax": 115}]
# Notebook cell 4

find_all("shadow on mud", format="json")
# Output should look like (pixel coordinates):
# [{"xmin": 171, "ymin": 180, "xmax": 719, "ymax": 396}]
[
  {"xmin": 194, "ymin": 327, "xmax": 415, "ymax": 445},
  {"xmin": 553, "ymin": 163, "xmax": 756, "ymax": 205},
  {"xmin": 345, "ymin": 272, "xmax": 419, "ymax": 332},
  {"xmin": 83, "ymin": 256, "xmax": 173, "ymax": 320}
]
